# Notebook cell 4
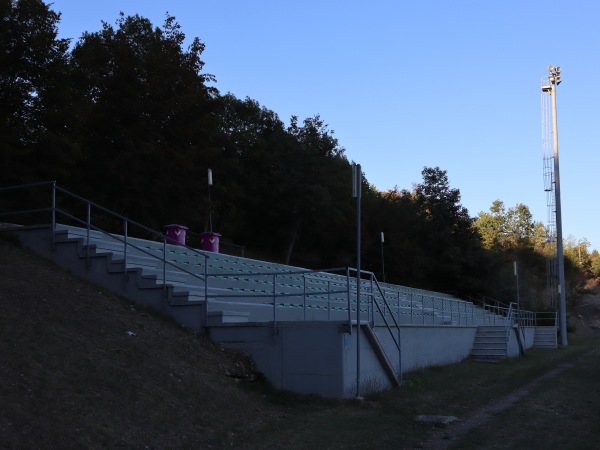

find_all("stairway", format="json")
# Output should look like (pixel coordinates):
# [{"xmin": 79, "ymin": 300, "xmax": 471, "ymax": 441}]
[
  {"xmin": 470, "ymin": 326, "xmax": 508, "ymax": 361},
  {"xmin": 533, "ymin": 327, "xmax": 558, "ymax": 349}
]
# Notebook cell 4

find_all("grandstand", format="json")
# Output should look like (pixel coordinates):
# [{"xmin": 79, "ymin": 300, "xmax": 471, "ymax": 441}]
[{"xmin": 0, "ymin": 182, "xmax": 558, "ymax": 397}]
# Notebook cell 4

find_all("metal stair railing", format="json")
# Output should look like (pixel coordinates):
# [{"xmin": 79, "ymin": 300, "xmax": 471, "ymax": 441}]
[
  {"xmin": 1, "ymin": 181, "xmax": 212, "ymax": 305},
  {"xmin": 348, "ymin": 269, "xmax": 402, "ymax": 381},
  {"xmin": 1, "ymin": 182, "xmax": 551, "ymax": 337}
]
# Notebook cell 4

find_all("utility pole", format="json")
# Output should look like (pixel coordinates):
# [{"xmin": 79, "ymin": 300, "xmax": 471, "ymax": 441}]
[
  {"xmin": 542, "ymin": 65, "xmax": 568, "ymax": 346},
  {"xmin": 380, "ymin": 232, "xmax": 386, "ymax": 283},
  {"xmin": 352, "ymin": 163, "xmax": 362, "ymax": 398},
  {"xmin": 207, "ymin": 168, "xmax": 213, "ymax": 232}
]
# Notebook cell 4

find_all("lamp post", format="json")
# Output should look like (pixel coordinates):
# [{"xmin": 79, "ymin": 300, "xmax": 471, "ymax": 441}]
[
  {"xmin": 352, "ymin": 163, "xmax": 362, "ymax": 398},
  {"xmin": 380, "ymin": 232, "xmax": 386, "ymax": 283},
  {"xmin": 542, "ymin": 65, "xmax": 567, "ymax": 346},
  {"xmin": 207, "ymin": 168, "xmax": 213, "ymax": 233}
]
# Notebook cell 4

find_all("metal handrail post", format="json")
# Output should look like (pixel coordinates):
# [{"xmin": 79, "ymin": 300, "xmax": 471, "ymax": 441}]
[
  {"xmin": 370, "ymin": 274, "xmax": 374, "ymax": 324},
  {"xmin": 327, "ymin": 280, "xmax": 331, "ymax": 321},
  {"xmin": 272, "ymin": 273, "xmax": 277, "ymax": 333},
  {"xmin": 441, "ymin": 298, "xmax": 445, "ymax": 325},
  {"xmin": 204, "ymin": 260, "xmax": 209, "ymax": 328},
  {"xmin": 303, "ymin": 274, "xmax": 307, "ymax": 320},
  {"xmin": 123, "ymin": 219, "xmax": 128, "ymax": 274},
  {"xmin": 163, "ymin": 236, "xmax": 167, "ymax": 298},
  {"xmin": 431, "ymin": 297, "xmax": 434, "ymax": 325},
  {"xmin": 51, "ymin": 181, "xmax": 56, "ymax": 250},
  {"xmin": 397, "ymin": 325, "xmax": 402, "ymax": 381},
  {"xmin": 86, "ymin": 202, "xmax": 91, "ymax": 269}
]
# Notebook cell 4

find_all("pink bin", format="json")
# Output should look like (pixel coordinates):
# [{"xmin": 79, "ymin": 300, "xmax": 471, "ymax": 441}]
[
  {"xmin": 164, "ymin": 224, "xmax": 188, "ymax": 246},
  {"xmin": 201, "ymin": 231, "xmax": 221, "ymax": 253}
]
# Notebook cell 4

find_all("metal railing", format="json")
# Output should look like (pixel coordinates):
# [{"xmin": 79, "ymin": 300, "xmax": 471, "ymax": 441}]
[
  {"xmin": 0, "ymin": 182, "xmax": 556, "ymax": 334},
  {"xmin": 0, "ymin": 181, "xmax": 213, "ymax": 314}
]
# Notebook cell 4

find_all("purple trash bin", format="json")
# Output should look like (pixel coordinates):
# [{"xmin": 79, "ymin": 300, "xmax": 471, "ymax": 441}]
[
  {"xmin": 201, "ymin": 231, "xmax": 221, "ymax": 253},
  {"xmin": 164, "ymin": 224, "xmax": 188, "ymax": 246}
]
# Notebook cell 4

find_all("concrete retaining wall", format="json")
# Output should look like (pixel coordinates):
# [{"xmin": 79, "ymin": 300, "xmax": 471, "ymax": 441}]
[{"xmin": 210, "ymin": 322, "xmax": 481, "ymax": 398}]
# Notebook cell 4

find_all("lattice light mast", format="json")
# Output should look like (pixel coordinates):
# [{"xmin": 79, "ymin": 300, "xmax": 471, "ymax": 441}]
[{"xmin": 541, "ymin": 65, "xmax": 567, "ymax": 347}]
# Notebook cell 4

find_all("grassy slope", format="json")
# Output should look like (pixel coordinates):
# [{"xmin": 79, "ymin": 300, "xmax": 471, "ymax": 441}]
[{"xmin": 1, "ymin": 237, "xmax": 599, "ymax": 449}]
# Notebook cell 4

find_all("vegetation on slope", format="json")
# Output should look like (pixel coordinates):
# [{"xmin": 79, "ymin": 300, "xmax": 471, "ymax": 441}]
[{"xmin": 1, "ymin": 238, "xmax": 599, "ymax": 449}]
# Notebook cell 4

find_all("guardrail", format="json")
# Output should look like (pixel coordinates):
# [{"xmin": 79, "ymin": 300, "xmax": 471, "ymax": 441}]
[{"xmin": 1, "ymin": 182, "xmax": 555, "ymax": 333}]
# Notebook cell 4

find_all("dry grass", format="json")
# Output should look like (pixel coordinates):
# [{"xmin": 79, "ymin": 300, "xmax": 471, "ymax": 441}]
[{"xmin": 1, "ymin": 236, "xmax": 599, "ymax": 449}]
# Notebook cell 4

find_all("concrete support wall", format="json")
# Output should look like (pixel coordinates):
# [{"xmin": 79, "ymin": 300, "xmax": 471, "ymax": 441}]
[
  {"xmin": 210, "ymin": 322, "xmax": 348, "ymax": 397},
  {"xmin": 211, "ymin": 322, "xmax": 482, "ymax": 398},
  {"xmin": 373, "ymin": 326, "xmax": 478, "ymax": 374},
  {"xmin": 507, "ymin": 326, "xmax": 537, "ymax": 357}
]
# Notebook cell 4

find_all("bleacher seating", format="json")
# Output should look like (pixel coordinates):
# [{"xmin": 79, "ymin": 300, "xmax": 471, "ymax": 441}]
[{"xmin": 54, "ymin": 223, "xmax": 504, "ymax": 327}]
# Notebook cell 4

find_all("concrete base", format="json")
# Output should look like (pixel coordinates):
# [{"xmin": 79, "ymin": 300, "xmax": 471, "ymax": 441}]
[{"xmin": 209, "ymin": 321, "xmax": 480, "ymax": 398}]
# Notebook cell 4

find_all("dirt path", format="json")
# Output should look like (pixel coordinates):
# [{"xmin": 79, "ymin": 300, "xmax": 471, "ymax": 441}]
[
  {"xmin": 422, "ymin": 361, "xmax": 576, "ymax": 450},
  {"xmin": 422, "ymin": 283, "xmax": 600, "ymax": 449}
]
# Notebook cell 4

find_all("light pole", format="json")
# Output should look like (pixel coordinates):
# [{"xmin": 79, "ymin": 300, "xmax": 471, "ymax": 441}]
[
  {"xmin": 352, "ymin": 162, "xmax": 362, "ymax": 398},
  {"xmin": 207, "ymin": 168, "xmax": 213, "ymax": 233},
  {"xmin": 380, "ymin": 232, "xmax": 386, "ymax": 283},
  {"xmin": 542, "ymin": 65, "xmax": 568, "ymax": 346}
]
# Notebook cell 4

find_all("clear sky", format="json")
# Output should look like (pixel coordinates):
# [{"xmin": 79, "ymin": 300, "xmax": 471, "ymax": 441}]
[{"xmin": 49, "ymin": 0, "xmax": 600, "ymax": 251}]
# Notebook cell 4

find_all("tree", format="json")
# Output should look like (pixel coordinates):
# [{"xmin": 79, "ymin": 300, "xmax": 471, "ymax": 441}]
[
  {"xmin": 412, "ymin": 167, "xmax": 476, "ymax": 292},
  {"xmin": 0, "ymin": 0, "xmax": 72, "ymax": 184},
  {"xmin": 68, "ymin": 13, "xmax": 220, "ymax": 226},
  {"xmin": 475, "ymin": 200, "xmax": 507, "ymax": 250},
  {"xmin": 475, "ymin": 201, "xmax": 538, "ymax": 250},
  {"xmin": 590, "ymin": 250, "xmax": 600, "ymax": 278},
  {"xmin": 505, "ymin": 203, "xmax": 535, "ymax": 247}
]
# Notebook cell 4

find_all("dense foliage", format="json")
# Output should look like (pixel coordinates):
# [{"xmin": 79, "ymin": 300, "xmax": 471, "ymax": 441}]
[{"xmin": 1, "ymin": 1, "xmax": 594, "ymax": 309}]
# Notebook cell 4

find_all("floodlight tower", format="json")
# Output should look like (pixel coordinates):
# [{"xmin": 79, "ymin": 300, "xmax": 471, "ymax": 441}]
[{"xmin": 542, "ymin": 65, "xmax": 567, "ymax": 346}]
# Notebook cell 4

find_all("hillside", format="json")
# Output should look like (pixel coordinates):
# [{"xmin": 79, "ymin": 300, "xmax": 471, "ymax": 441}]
[
  {"xmin": 0, "ymin": 238, "xmax": 281, "ymax": 449},
  {"xmin": 3, "ymin": 236, "xmax": 600, "ymax": 449},
  {"xmin": 573, "ymin": 279, "xmax": 600, "ymax": 336}
]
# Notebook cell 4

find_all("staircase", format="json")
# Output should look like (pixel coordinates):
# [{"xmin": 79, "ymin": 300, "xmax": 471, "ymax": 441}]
[
  {"xmin": 470, "ymin": 326, "xmax": 508, "ymax": 361},
  {"xmin": 533, "ymin": 326, "xmax": 558, "ymax": 348}
]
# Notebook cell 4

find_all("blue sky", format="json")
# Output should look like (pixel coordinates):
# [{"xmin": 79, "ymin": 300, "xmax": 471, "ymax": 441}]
[{"xmin": 50, "ymin": 0, "xmax": 600, "ymax": 251}]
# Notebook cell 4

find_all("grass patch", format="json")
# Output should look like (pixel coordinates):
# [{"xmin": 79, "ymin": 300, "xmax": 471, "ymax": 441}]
[
  {"xmin": 2, "ymin": 237, "xmax": 599, "ymax": 449},
  {"xmin": 239, "ymin": 338, "xmax": 598, "ymax": 449}
]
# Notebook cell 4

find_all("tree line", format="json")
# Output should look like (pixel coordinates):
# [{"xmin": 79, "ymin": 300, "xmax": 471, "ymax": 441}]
[{"xmin": 1, "ymin": 0, "xmax": 596, "ymax": 310}]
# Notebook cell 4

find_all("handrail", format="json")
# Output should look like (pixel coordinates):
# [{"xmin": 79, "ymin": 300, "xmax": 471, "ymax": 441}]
[
  {"xmin": 370, "ymin": 276, "xmax": 402, "ymax": 353},
  {"xmin": 505, "ymin": 303, "xmax": 515, "ymax": 339},
  {"xmin": 1, "ymin": 182, "xmax": 555, "ymax": 332},
  {"xmin": 51, "ymin": 185, "xmax": 211, "ymax": 287},
  {"xmin": 54, "ymin": 185, "xmax": 210, "ymax": 258},
  {"xmin": 0, "ymin": 180, "xmax": 55, "ymax": 192},
  {"xmin": 55, "ymin": 209, "xmax": 209, "ymax": 283},
  {"xmin": 1, "ymin": 181, "xmax": 212, "ymax": 296}
]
